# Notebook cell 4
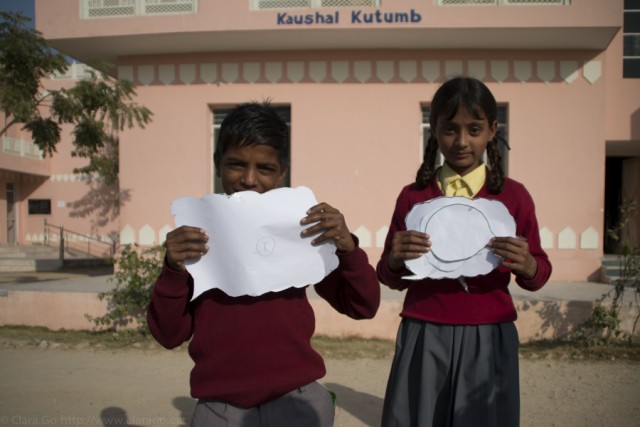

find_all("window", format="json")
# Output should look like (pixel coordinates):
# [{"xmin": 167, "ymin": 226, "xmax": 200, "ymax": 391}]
[
  {"xmin": 28, "ymin": 199, "xmax": 52, "ymax": 215},
  {"xmin": 421, "ymin": 105, "xmax": 509, "ymax": 175},
  {"xmin": 624, "ymin": 0, "xmax": 640, "ymax": 78},
  {"xmin": 212, "ymin": 107, "xmax": 291, "ymax": 194}
]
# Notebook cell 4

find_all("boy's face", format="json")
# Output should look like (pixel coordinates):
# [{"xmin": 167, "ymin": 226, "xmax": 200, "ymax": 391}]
[{"xmin": 216, "ymin": 144, "xmax": 287, "ymax": 195}]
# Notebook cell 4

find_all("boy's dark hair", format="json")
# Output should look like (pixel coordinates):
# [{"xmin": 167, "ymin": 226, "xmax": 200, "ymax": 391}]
[
  {"xmin": 214, "ymin": 101, "xmax": 290, "ymax": 170},
  {"xmin": 416, "ymin": 76, "xmax": 506, "ymax": 194}
]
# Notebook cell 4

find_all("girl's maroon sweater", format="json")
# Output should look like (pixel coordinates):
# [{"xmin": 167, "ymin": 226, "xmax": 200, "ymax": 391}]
[{"xmin": 377, "ymin": 177, "xmax": 552, "ymax": 325}]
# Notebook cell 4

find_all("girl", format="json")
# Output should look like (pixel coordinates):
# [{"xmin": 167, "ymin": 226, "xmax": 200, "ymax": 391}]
[{"xmin": 378, "ymin": 76, "xmax": 552, "ymax": 427}]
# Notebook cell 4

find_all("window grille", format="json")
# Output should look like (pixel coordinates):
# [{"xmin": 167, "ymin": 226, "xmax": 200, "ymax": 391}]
[
  {"xmin": 84, "ymin": 0, "xmax": 135, "ymax": 18},
  {"xmin": 255, "ymin": 0, "xmax": 309, "ymax": 9},
  {"xmin": 81, "ymin": 0, "xmax": 197, "ymax": 18},
  {"xmin": 504, "ymin": 0, "xmax": 566, "ymax": 3},
  {"xmin": 624, "ymin": 35, "xmax": 640, "ymax": 57},
  {"xmin": 438, "ymin": 0, "xmax": 569, "ymax": 5},
  {"xmin": 439, "ymin": 0, "xmax": 494, "ymax": 4},
  {"xmin": 421, "ymin": 105, "xmax": 509, "ymax": 175},
  {"xmin": 624, "ymin": 3, "xmax": 640, "ymax": 78},
  {"xmin": 212, "ymin": 107, "xmax": 291, "ymax": 194},
  {"xmin": 320, "ymin": 0, "xmax": 379, "ymax": 6},
  {"xmin": 252, "ymin": 0, "xmax": 378, "ymax": 10},
  {"xmin": 144, "ymin": 0, "xmax": 196, "ymax": 14}
]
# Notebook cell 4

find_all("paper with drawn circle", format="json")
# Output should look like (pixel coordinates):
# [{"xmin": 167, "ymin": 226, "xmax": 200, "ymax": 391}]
[
  {"xmin": 404, "ymin": 197, "xmax": 516, "ymax": 280},
  {"xmin": 170, "ymin": 186, "xmax": 339, "ymax": 299},
  {"xmin": 426, "ymin": 204, "xmax": 494, "ymax": 261}
]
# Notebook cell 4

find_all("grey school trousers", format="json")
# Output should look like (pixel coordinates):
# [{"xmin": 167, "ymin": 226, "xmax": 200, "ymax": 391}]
[{"xmin": 190, "ymin": 381, "xmax": 335, "ymax": 427}]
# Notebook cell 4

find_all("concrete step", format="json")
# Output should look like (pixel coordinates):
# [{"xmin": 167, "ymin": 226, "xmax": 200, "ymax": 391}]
[
  {"xmin": 0, "ymin": 246, "xmax": 21, "ymax": 254},
  {"xmin": 0, "ymin": 244, "xmax": 112, "ymax": 273},
  {"xmin": 0, "ymin": 245, "xmax": 58, "ymax": 256},
  {"xmin": 601, "ymin": 255, "xmax": 639, "ymax": 284},
  {"xmin": 0, "ymin": 258, "xmax": 63, "ymax": 272}
]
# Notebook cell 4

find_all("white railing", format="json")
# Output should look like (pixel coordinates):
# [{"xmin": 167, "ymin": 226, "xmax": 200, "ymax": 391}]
[
  {"xmin": 50, "ymin": 63, "xmax": 94, "ymax": 81},
  {"xmin": 44, "ymin": 219, "xmax": 116, "ymax": 260},
  {"xmin": 80, "ymin": 0, "xmax": 566, "ymax": 17},
  {"xmin": 252, "ymin": 0, "xmax": 380, "ymax": 10},
  {"xmin": 2, "ymin": 136, "xmax": 44, "ymax": 160},
  {"xmin": 438, "ymin": 0, "xmax": 569, "ymax": 5},
  {"xmin": 80, "ymin": 0, "xmax": 197, "ymax": 19}
]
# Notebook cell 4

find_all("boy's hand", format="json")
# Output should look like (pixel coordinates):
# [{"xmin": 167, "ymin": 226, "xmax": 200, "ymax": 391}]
[
  {"xmin": 164, "ymin": 226, "xmax": 209, "ymax": 271},
  {"xmin": 300, "ymin": 202, "xmax": 356, "ymax": 253},
  {"xmin": 489, "ymin": 236, "xmax": 537, "ymax": 280},
  {"xmin": 388, "ymin": 231, "xmax": 430, "ymax": 272}
]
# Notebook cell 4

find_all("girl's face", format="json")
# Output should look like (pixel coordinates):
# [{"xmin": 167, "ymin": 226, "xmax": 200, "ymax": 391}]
[{"xmin": 435, "ymin": 106, "xmax": 497, "ymax": 176}]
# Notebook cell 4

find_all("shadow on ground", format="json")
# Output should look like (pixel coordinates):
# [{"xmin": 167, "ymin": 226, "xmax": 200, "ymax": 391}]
[
  {"xmin": 0, "ymin": 265, "xmax": 114, "ymax": 285},
  {"xmin": 325, "ymin": 382, "xmax": 384, "ymax": 426},
  {"xmin": 99, "ymin": 397, "xmax": 195, "ymax": 427}
]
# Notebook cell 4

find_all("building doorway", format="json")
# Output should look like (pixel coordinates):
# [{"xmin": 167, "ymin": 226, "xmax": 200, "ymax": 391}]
[{"xmin": 604, "ymin": 156, "xmax": 640, "ymax": 254}]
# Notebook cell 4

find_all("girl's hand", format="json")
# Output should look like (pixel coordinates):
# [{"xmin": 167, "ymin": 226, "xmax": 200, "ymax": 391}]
[
  {"xmin": 164, "ymin": 226, "xmax": 209, "ymax": 271},
  {"xmin": 301, "ymin": 202, "xmax": 356, "ymax": 253},
  {"xmin": 489, "ymin": 236, "xmax": 537, "ymax": 279},
  {"xmin": 388, "ymin": 230, "xmax": 430, "ymax": 272}
]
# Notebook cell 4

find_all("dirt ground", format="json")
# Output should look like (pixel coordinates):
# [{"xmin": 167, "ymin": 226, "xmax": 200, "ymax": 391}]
[{"xmin": 0, "ymin": 343, "xmax": 639, "ymax": 427}]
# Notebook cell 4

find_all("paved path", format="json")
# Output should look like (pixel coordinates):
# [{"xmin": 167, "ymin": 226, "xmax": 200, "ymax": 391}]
[
  {"xmin": 1, "ymin": 345, "xmax": 639, "ymax": 427},
  {"xmin": 1, "ymin": 269, "xmax": 639, "ymax": 426}
]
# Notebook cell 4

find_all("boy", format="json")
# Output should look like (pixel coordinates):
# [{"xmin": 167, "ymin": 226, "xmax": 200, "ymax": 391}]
[{"xmin": 147, "ymin": 101, "xmax": 380, "ymax": 427}]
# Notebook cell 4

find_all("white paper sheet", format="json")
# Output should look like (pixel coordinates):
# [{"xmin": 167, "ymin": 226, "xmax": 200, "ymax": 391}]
[
  {"xmin": 404, "ymin": 196, "xmax": 516, "ymax": 280},
  {"xmin": 170, "ymin": 186, "xmax": 339, "ymax": 299}
]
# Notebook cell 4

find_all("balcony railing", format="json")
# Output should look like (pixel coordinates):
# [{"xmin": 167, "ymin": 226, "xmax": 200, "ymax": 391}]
[
  {"xmin": 252, "ymin": 0, "xmax": 565, "ymax": 9},
  {"xmin": 80, "ymin": 0, "xmax": 197, "ymax": 19},
  {"xmin": 2, "ymin": 136, "xmax": 44, "ymax": 160},
  {"xmin": 252, "ymin": 0, "xmax": 380, "ymax": 9},
  {"xmin": 50, "ymin": 63, "xmax": 94, "ymax": 81},
  {"xmin": 80, "ymin": 0, "xmax": 567, "ymax": 17},
  {"xmin": 438, "ymin": 0, "xmax": 569, "ymax": 4}
]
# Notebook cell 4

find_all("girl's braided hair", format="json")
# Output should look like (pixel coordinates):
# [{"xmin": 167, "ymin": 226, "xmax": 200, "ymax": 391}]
[{"xmin": 415, "ymin": 76, "xmax": 507, "ymax": 194}]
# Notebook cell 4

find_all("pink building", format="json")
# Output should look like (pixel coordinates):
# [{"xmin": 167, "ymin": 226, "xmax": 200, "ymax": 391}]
[{"xmin": 2, "ymin": 0, "xmax": 639, "ymax": 282}]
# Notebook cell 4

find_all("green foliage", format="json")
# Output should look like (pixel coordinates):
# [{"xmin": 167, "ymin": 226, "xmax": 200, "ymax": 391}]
[
  {"xmin": 0, "ymin": 12, "xmax": 68, "ymax": 122},
  {"xmin": 572, "ymin": 200, "xmax": 640, "ymax": 345},
  {"xmin": 571, "ymin": 301, "xmax": 623, "ymax": 344},
  {"xmin": 0, "ymin": 11, "xmax": 153, "ymax": 184},
  {"xmin": 87, "ymin": 244, "xmax": 164, "ymax": 334}
]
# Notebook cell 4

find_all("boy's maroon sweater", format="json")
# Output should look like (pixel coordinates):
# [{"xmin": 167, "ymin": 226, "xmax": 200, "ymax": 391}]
[
  {"xmin": 377, "ymin": 176, "xmax": 552, "ymax": 325},
  {"xmin": 147, "ymin": 245, "xmax": 380, "ymax": 408}
]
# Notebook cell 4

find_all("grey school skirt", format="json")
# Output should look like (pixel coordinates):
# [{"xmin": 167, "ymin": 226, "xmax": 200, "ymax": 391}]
[{"xmin": 381, "ymin": 318, "xmax": 520, "ymax": 427}]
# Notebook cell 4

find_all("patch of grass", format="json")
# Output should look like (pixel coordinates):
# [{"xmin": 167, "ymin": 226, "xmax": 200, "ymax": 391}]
[
  {"xmin": 0, "ymin": 325, "xmax": 157, "ymax": 350},
  {"xmin": 520, "ymin": 339, "xmax": 640, "ymax": 362},
  {"xmin": 0, "ymin": 326, "xmax": 395, "ymax": 358},
  {"xmin": 312, "ymin": 335, "xmax": 395, "ymax": 359},
  {"xmin": 2, "ymin": 326, "xmax": 639, "ymax": 362}
]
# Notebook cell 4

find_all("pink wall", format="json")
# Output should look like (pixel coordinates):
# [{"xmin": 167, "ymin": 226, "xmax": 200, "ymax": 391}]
[
  {"xmin": 3, "ymin": 288, "xmax": 639, "ymax": 341},
  {"xmin": 605, "ymin": 31, "xmax": 640, "ymax": 142},
  {"xmin": 17, "ymin": 0, "xmax": 637, "ymax": 283},
  {"xmin": 113, "ymin": 48, "xmax": 610, "ymax": 281},
  {"xmin": 35, "ymin": 0, "xmax": 619, "ymax": 37}
]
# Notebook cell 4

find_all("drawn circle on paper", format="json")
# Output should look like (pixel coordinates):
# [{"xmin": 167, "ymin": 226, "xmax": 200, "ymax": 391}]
[
  {"xmin": 425, "ymin": 204, "xmax": 494, "ymax": 262},
  {"xmin": 256, "ymin": 236, "xmax": 276, "ymax": 257}
]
